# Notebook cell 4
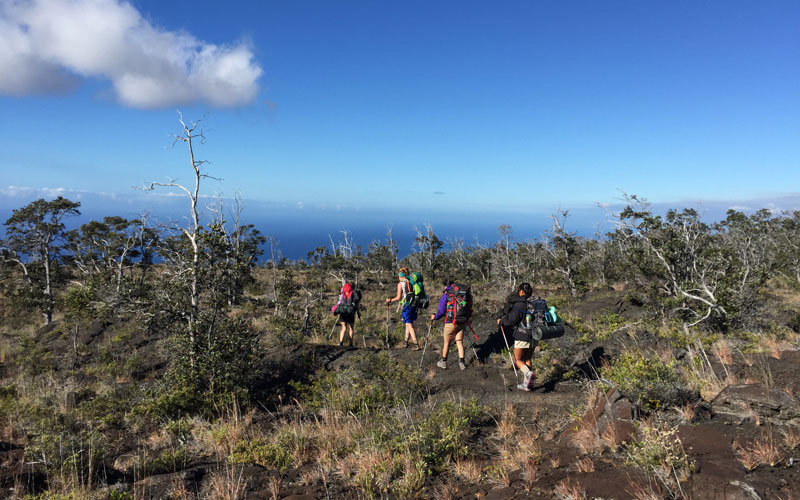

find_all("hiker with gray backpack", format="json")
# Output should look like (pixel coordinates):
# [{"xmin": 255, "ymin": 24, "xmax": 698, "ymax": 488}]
[
  {"xmin": 497, "ymin": 283, "xmax": 538, "ymax": 390},
  {"xmin": 498, "ymin": 285, "xmax": 562, "ymax": 391},
  {"xmin": 332, "ymin": 282, "xmax": 362, "ymax": 347}
]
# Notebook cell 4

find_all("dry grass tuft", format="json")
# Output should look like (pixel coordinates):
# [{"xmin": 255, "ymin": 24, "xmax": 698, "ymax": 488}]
[
  {"xmin": 205, "ymin": 464, "xmax": 248, "ymax": 500},
  {"xmin": 626, "ymin": 479, "xmax": 663, "ymax": 500},
  {"xmin": 433, "ymin": 477, "xmax": 460, "ymax": 500},
  {"xmin": 452, "ymin": 458, "xmax": 482, "ymax": 483},
  {"xmin": 574, "ymin": 457, "xmax": 595, "ymax": 473},
  {"xmin": 571, "ymin": 420, "xmax": 601, "ymax": 454},
  {"xmin": 713, "ymin": 339, "xmax": 733, "ymax": 365},
  {"xmin": 520, "ymin": 458, "xmax": 538, "ymax": 491},
  {"xmin": 674, "ymin": 403, "xmax": 695, "ymax": 423},
  {"xmin": 735, "ymin": 430, "xmax": 783, "ymax": 470},
  {"xmin": 495, "ymin": 402, "xmax": 518, "ymax": 441},
  {"xmin": 599, "ymin": 421, "xmax": 622, "ymax": 451},
  {"xmin": 268, "ymin": 475, "xmax": 282, "ymax": 500},
  {"xmin": 168, "ymin": 475, "xmax": 194, "ymax": 500},
  {"xmin": 685, "ymin": 345, "xmax": 735, "ymax": 401},
  {"xmin": 782, "ymin": 426, "xmax": 800, "ymax": 450},
  {"xmin": 759, "ymin": 337, "xmax": 789, "ymax": 359},
  {"xmin": 554, "ymin": 480, "xmax": 588, "ymax": 500}
]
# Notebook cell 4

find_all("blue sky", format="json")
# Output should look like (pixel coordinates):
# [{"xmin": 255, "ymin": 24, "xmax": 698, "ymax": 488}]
[{"xmin": 1, "ymin": 0, "xmax": 799, "ymax": 231}]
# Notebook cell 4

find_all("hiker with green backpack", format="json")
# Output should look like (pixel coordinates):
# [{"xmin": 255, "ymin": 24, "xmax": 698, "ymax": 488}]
[
  {"xmin": 332, "ymin": 282, "xmax": 362, "ymax": 347},
  {"xmin": 385, "ymin": 267, "xmax": 426, "ymax": 350}
]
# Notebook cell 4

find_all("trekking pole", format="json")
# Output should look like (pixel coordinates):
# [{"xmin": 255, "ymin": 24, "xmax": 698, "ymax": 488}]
[
  {"xmin": 419, "ymin": 320, "xmax": 433, "ymax": 368},
  {"xmin": 385, "ymin": 306, "xmax": 390, "ymax": 348},
  {"xmin": 499, "ymin": 325, "xmax": 518, "ymax": 379},
  {"xmin": 327, "ymin": 320, "xmax": 338, "ymax": 340},
  {"xmin": 465, "ymin": 322, "xmax": 480, "ymax": 363},
  {"xmin": 358, "ymin": 311, "xmax": 367, "ymax": 348}
]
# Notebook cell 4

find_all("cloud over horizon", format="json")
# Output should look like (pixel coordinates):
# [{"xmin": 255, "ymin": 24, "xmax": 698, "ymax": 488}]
[{"xmin": 0, "ymin": 0, "xmax": 263, "ymax": 108}]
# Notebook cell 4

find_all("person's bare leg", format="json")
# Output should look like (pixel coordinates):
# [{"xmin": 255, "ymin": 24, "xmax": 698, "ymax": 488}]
[
  {"xmin": 455, "ymin": 331, "xmax": 465, "ymax": 358},
  {"xmin": 406, "ymin": 323, "xmax": 418, "ymax": 345}
]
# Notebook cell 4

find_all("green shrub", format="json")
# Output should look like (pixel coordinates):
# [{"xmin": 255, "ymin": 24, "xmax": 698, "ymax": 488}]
[
  {"xmin": 603, "ymin": 351, "xmax": 694, "ymax": 410},
  {"xmin": 14, "ymin": 336, "xmax": 55, "ymax": 376},
  {"xmin": 229, "ymin": 438, "xmax": 293, "ymax": 473},
  {"xmin": 595, "ymin": 312, "xmax": 626, "ymax": 340},
  {"xmin": 82, "ymin": 388, "xmax": 136, "ymax": 430},
  {"xmin": 142, "ymin": 448, "xmax": 190, "ymax": 476},
  {"xmin": 0, "ymin": 384, "xmax": 17, "ymax": 419},
  {"xmin": 25, "ymin": 425, "xmax": 108, "ymax": 488},
  {"xmin": 292, "ymin": 351, "xmax": 426, "ymax": 416},
  {"xmin": 404, "ymin": 399, "xmax": 484, "ymax": 473},
  {"xmin": 165, "ymin": 416, "xmax": 194, "ymax": 443}
]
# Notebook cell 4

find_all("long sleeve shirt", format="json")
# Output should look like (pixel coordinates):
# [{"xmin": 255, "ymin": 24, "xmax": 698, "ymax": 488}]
[{"xmin": 432, "ymin": 285, "xmax": 453, "ymax": 320}]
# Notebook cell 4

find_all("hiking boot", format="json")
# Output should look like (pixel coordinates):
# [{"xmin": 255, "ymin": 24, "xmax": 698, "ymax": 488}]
[
  {"xmin": 458, "ymin": 360, "xmax": 466, "ymax": 371},
  {"xmin": 402, "ymin": 340, "xmax": 409, "ymax": 348},
  {"xmin": 436, "ymin": 359, "xmax": 447, "ymax": 370},
  {"xmin": 348, "ymin": 338, "xmax": 353, "ymax": 347},
  {"xmin": 516, "ymin": 382, "xmax": 532, "ymax": 391},
  {"xmin": 522, "ymin": 370, "xmax": 536, "ymax": 389},
  {"xmin": 412, "ymin": 342, "xmax": 421, "ymax": 351},
  {"xmin": 337, "ymin": 341, "xmax": 343, "ymax": 347}
]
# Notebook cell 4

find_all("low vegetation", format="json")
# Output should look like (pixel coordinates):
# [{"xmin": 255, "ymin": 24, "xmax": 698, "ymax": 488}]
[{"xmin": 1, "ymin": 118, "xmax": 799, "ymax": 498}]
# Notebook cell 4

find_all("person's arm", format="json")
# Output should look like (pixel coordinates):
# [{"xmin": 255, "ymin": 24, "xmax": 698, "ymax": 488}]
[
  {"xmin": 386, "ymin": 282, "xmax": 403, "ymax": 305},
  {"xmin": 501, "ymin": 301, "xmax": 525, "ymax": 327},
  {"xmin": 430, "ymin": 292, "xmax": 449, "ymax": 321}
]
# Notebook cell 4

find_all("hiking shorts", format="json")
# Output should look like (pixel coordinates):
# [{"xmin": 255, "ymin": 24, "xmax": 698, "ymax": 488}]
[
  {"xmin": 514, "ymin": 340, "xmax": 532, "ymax": 349},
  {"xmin": 339, "ymin": 313, "xmax": 356, "ymax": 324},
  {"xmin": 401, "ymin": 304, "xmax": 417, "ymax": 323},
  {"xmin": 443, "ymin": 322, "xmax": 465, "ymax": 339}
]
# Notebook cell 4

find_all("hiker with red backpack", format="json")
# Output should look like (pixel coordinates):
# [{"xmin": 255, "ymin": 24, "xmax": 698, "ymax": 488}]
[
  {"xmin": 385, "ymin": 267, "xmax": 421, "ymax": 350},
  {"xmin": 430, "ymin": 281, "xmax": 472, "ymax": 370},
  {"xmin": 332, "ymin": 281, "xmax": 362, "ymax": 347}
]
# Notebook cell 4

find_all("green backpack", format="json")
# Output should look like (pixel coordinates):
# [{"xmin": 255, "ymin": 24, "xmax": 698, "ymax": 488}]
[{"xmin": 408, "ymin": 272, "xmax": 430, "ymax": 309}]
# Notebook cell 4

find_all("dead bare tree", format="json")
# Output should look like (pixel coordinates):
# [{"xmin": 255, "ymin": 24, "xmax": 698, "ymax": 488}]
[{"xmin": 140, "ymin": 112, "xmax": 217, "ymax": 365}]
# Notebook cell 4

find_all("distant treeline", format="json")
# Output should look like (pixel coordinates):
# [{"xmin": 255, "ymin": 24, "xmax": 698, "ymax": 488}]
[{"xmin": 3, "ymin": 194, "xmax": 799, "ymax": 335}]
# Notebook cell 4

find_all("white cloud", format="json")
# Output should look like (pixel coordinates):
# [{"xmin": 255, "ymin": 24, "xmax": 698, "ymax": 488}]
[
  {"xmin": 0, "ymin": 0, "xmax": 263, "ymax": 108},
  {"xmin": 1, "ymin": 185, "xmax": 68, "ymax": 198}
]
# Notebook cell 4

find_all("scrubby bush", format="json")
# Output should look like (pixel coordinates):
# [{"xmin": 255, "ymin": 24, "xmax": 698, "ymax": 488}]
[
  {"xmin": 404, "ymin": 399, "xmax": 484, "ymax": 473},
  {"xmin": 293, "ymin": 351, "xmax": 426, "ymax": 416},
  {"xmin": 228, "ymin": 424, "xmax": 310, "ymax": 473},
  {"xmin": 603, "ymin": 351, "xmax": 695, "ymax": 411}
]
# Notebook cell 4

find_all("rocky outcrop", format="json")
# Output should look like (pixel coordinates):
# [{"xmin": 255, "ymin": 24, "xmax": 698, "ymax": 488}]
[{"xmin": 712, "ymin": 384, "xmax": 800, "ymax": 426}]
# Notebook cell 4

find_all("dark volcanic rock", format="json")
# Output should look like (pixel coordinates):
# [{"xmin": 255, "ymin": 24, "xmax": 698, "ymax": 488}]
[{"xmin": 712, "ymin": 384, "xmax": 800, "ymax": 426}]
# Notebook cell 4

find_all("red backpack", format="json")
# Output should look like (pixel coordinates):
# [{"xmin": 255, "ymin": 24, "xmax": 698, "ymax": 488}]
[{"xmin": 445, "ymin": 283, "xmax": 473, "ymax": 324}]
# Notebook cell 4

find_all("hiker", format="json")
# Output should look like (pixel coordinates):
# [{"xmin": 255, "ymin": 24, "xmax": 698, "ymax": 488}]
[
  {"xmin": 332, "ymin": 281, "xmax": 362, "ymax": 346},
  {"xmin": 431, "ymin": 280, "xmax": 462, "ymax": 369},
  {"xmin": 496, "ymin": 282, "xmax": 537, "ymax": 390},
  {"xmin": 475, "ymin": 282, "xmax": 533, "ymax": 363},
  {"xmin": 431, "ymin": 280, "xmax": 472, "ymax": 370},
  {"xmin": 385, "ymin": 267, "xmax": 421, "ymax": 349}
]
